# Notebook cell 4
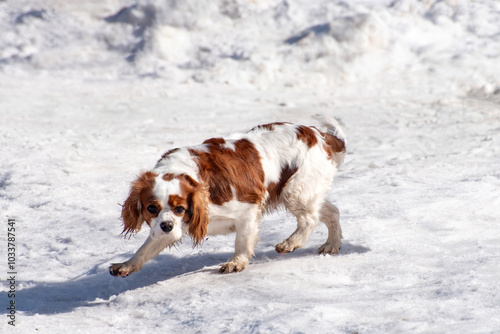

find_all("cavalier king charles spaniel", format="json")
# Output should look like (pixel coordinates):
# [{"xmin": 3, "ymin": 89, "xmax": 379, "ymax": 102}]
[{"xmin": 109, "ymin": 115, "xmax": 346, "ymax": 275}]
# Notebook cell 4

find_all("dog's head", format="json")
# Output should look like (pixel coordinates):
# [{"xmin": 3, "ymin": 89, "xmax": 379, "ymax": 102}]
[{"xmin": 121, "ymin": 171, "xmax": 209, "ymax": 246}]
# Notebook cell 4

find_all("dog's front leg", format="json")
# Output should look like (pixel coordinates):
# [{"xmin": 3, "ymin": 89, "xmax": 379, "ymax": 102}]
[
  {"xmin": 109, "ymin": 236, "xmax": 171, "ymax": 277},
  {"xmin": 219, "ymin": 216, "xmax": 260, "ymax": 274}
]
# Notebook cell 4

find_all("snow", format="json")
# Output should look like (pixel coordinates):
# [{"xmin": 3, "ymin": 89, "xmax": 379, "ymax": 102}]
[{"xmin": 1, "ymin": 0, "xmax": 499, "ymax": 333}]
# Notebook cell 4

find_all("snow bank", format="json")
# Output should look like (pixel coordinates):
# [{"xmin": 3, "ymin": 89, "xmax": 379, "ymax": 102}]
[{"xmin": 2, "ymin": 0, "xmax": 499, "ymax": 92}]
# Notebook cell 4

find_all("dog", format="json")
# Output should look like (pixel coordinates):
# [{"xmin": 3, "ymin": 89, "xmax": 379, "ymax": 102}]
[{"xmin": 109, "ymin": 116, "xmax": 346, "ymax": 275}]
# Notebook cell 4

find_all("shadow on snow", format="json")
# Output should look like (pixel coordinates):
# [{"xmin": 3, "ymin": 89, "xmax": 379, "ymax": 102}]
[{"xmin": 1, "ymin": 242, "xmax": 369, "ymax": 315}]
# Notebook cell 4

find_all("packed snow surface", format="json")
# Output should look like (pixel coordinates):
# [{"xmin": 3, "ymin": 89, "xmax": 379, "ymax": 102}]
[{"xmin": 1, "ymin": 0, "xmax": 499, "ymax": 333}]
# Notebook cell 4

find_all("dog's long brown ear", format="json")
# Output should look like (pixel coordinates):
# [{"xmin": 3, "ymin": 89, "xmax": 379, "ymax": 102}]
[
  {"xmin": 184, "ymin": 175, "xmax": 209, "ymax": 246},
  {"xmin": 121, "ymin": 171, "xmax": 157, "ymax": 237}
]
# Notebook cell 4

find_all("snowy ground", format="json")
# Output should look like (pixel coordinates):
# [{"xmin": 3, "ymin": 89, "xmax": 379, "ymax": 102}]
[{"xmin": 1, "ymin": 0, "xmax": 500, "ymax": 333}]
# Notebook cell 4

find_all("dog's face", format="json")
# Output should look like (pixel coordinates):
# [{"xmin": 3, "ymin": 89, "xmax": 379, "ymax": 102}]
[{"xmin": 121, "ymin": 172, "xmax": 209, "ymax": 245}]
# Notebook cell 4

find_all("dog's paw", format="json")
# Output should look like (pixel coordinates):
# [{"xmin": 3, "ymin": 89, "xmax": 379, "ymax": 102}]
[
  {"xmin": 318, "ymin": 242, "xmax": 340, "ymax": 255},
  {"xmin": 275, "ymin": 241, "xmax": 298, "ymax": 255},
  {"xmin": 219, "ymin": 261, "xmax": 246, "ymax": 274},
  {"xmin": 109, "ymin": 263, "xmax": 137, "ymax": 277}
]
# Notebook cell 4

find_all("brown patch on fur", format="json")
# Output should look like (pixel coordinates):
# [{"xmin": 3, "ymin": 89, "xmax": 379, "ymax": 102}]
[
  {"xmin": 177, "ymin": 174, "xmax": 209, "ymax": 246},
  {"xmin": 163, "ymin": 173, "xmax": 175, "ymax": 182},
  {"xmin": 266, "ymin": 164, "xmax": 298, "ymax": 208},
  {"xmin": 189, "ymin": 138, "xmax": 266, "ymax": 206},
  {"xmin": 121, "ymin": 171, "xmax": 160, "ymax": 236},
  {"xmin": 321, "ymin": 132, "xmax": 346, "ymax": 162},
  {"xmin": 203, "ymin": 137, "xmax": 225, "ymax": 145},
  {"xmin": 296, "ymin": 125, "xmax": 319, "ymax": 148},
  {"xmin": 159, "ymin": 148, "xmax": 180, "ymax": 162},
  {"xmin": 168, "ymin": 194, "xmax": 187, "ymax": 215},
  {"xmin": 251, "ymin": 122, "xmax": 290, "ymax": 132}
]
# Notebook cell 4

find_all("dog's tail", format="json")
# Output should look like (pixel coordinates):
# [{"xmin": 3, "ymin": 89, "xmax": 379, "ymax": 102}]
[
  {"xmin": 315, "ymin": 114, "xmax": 347, "ymax": 146},
  {"xmin": 314, "ymin": 114, "xmax": 347, "ymax": 167}
]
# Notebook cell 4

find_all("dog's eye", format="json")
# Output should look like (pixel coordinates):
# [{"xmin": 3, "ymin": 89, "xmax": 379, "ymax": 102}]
[
  {"xmin": 173, "ymin": 206, "xmax": 185, "ymax": 215},
  {"xmin": 147, "ymin": 205, "xmax": 158, "ymax": 214}
]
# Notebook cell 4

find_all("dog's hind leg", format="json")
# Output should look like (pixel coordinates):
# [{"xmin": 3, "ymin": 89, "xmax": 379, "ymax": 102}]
[
  {"xmin": 318, "ymin": 201, "xmax": 342, "ymax": 254},
  {"xmin": 275, "ymin": 171, "xmax": 328, "ymax": 254},
  {"xmin": 275, "ymin": 203, "xmax": 320, "ymax": 254}
]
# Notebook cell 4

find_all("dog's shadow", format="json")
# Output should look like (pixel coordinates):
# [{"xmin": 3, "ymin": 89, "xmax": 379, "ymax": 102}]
[
  {"xmin": 1, "ymin": 242, "xmax": 369, "ymax": 315},
  {"xmin": 1, "ymin": 251, "xmax": 230, "ymax": 316}
]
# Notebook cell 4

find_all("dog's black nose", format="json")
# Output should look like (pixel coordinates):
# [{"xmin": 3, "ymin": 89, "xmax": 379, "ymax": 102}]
[{"xmin": 160, "ymin": 221, "xmax": 174, "ymax": 233}]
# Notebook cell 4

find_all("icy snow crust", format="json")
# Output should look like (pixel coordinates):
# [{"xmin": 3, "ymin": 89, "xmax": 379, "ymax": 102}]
[{"xmin": 1, "ymin": 0, "xmax": 500, "ymax": 333}]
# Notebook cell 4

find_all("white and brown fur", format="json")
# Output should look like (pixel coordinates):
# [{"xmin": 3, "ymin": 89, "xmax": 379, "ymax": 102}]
[{"xmin": 109, "ymin": 116, "xmax": 346, "ymax": 275}]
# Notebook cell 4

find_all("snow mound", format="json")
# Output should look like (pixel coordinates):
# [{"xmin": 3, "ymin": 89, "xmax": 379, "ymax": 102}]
[{"xmin": 1, "ymin": 0, "xmax": 499, "ymax": 92}]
